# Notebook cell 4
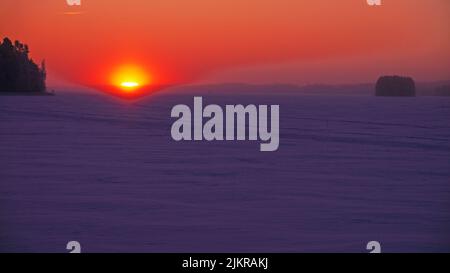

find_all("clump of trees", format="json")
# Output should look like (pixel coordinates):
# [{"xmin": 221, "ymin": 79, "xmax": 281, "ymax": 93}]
[
  {"xmin": 375, "ymin": 76, "xmax": 416, "ymax": 97},
  {"xmin": 0, "ymin": 37, "xmax": 46, "ymax": 93}
]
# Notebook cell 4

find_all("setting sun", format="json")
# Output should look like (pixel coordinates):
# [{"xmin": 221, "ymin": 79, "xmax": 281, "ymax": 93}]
[
  {"xmin": 120, "ymin": 82, "xmax": 140, "ymax": 90},
  {"xmin": 97, "ymin": 63, "xmax": 169, "ymax": 98},
  {"xmin": 111, "ymin": 65, "xmax": 151, "ymax": 91}
]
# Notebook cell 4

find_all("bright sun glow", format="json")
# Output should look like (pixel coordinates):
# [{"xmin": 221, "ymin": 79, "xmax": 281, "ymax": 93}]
[
  {"xmin": 120, "ymin": 81, "xmax": 139, "ymax": 88},
  {"xmin": 111, "ymin": 65, "xmax": 151, "ymax": 92}
]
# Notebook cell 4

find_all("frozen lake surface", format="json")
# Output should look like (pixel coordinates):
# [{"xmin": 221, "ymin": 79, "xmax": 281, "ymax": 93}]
[{"xmin": 0, "ymin": 91, "xmax": 449, "ymax": 252}]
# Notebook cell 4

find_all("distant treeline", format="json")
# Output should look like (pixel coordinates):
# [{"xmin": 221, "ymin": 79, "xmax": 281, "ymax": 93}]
[
  {"xmin": 0, "ymin": 37, "xmax": 46, "ymax": 93},
  {"xmin": 376, "ymin": 76, "xmax": 416, "ymax": 97}
]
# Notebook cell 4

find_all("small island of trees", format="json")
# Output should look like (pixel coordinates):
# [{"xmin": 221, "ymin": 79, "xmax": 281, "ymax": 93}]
[
  {"xmin": 0, "ymin": 37, "xmax": 48, "ymax": 94},
  {"xmin": 375, "ymin": 76, "xmax": 416, "ymax": 97}
]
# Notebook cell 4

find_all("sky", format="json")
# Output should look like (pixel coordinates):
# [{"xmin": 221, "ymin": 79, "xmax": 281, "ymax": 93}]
[{"xmin": 0, "ymin": 0, "xmax": 449, "ymax": 88}]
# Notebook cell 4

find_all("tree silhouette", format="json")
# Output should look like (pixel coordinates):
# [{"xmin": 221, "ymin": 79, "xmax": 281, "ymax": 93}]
[
  {"xmin": 0, "ymin": 37, "xmax": 46, "ymax": 93},
  {"xmin": 375, "ymin": 76, "xmax": 415, "ymax": 97}
]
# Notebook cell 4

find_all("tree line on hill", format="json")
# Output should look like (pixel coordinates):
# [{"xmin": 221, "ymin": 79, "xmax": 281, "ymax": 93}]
[{"xmin": 0, "ymin": 37, "xmax": 46, "ymax": 93}]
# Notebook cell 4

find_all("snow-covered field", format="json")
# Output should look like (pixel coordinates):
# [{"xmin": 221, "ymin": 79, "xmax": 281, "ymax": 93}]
[{"xmin": 0, "ymin": 91, "xmax": 449, "ymax": 252}]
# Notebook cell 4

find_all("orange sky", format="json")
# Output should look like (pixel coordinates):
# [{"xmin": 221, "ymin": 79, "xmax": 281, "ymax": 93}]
[{"xmin": 0, "ymin": 0, "xmax": 449, "ymax": 88}]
